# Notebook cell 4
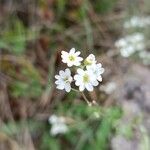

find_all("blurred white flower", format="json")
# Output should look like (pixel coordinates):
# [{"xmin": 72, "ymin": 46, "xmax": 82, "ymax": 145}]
[
  {"xmin": 100, "ymin": 82, "xmax": 117, "ymax": 94},
  {"xmin": 55, "ymin": 68, "xmax": 73, "ymax": 92},
  {"xmin": 48, "ymin": 114, "xmax": 65, "ymax": 124},
  {"xmin": 86, "ymin": 63, "xmax": 104, "ymax": 82},
  {"xmin": 93, "ymin": 112, "xmax": 100, "ymax": 118},
  {"xmin": 61, "ymin": 48, "xmax": 83, "ymax": 67},
  {"xmin": 124, "ymin": 16, "xmax": 150, "ymax": 28},
  {"xmin": 139, "ymin": 51, "xmax": 150, "ymax": 65},
  {"xmin": 49, "ymin": 115, "xmax": 68, "ymax": 136},
  {"xmin": 115, "ymin": 33, "xmax": 145, "ymax": 57},
  {"xmin": 50, "ymin": 123, "xmax": 68, "ymax": 136},
  {"xmin": 84, "ymin": 54, "xmax": 97, "ymax": 66},
  {"xmin": 74, "ymin": 68, "xmax": 98, "ymax": 91}
]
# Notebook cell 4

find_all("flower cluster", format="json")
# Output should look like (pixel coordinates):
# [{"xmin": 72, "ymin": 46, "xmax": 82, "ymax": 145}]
[
  {"xmin": 48, "ymin": 115, "xmax": 68, "ymax": 136},
  {"xmin": 55, "ymin": 48, "xmax": 104, "ymax": 92},
  {"xmin": 139, "ymin": 51, "xmax": 150, "ymax": 65},
  {"xmin": 115, "ymin": 33, "xmax": 145, "ymax": 57},
  {"xmin": 124, "ymin": 16, "xmax": 150, "ymax": 28}
]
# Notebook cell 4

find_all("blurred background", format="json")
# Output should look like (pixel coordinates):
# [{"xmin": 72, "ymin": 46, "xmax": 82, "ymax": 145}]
[{"xmin": 0, "ymin": 0, "xmax": 150, "ymax": 150}]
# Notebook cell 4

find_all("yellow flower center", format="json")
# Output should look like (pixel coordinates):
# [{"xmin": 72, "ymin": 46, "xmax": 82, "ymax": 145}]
[
  {"xmin": 63, "ymin": 77, "xmax": 69, "ymax": 82},
  {"xmin": 69, "ymin": 55, "xmax": 75, "ymax": 61},
  {"xmin": 83, "ymin": 74, "xmax": 89, "ymax": 83},
  {"xmin": 84, "ymin": 59, "xmax": 92, "ymax": 65}
]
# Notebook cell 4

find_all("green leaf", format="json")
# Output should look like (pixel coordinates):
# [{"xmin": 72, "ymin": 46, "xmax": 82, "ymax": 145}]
[
  {"xmin": 40, "ymin": 133, "xmax": 60, "ymax": 150},
  {"xmin": 94, "ymin": 0, "xmax": 118, "ymax": 13}
]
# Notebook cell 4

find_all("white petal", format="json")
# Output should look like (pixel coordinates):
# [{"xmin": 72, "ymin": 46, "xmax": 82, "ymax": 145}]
[
  {"xmin": 77, "ymin": 57, "xmax": 83, "ymax": 61},
  {"xmin": 70, "ymin": 48, "xmax": 75, "ymax": 54},
  {"xmin": 55, "ymin": 80, "xmax": 61, "ymax": 85},
  {"xmin": 86, "ymin": 65, "xmax": 91, "ymax": 70},
  {"xmin": 97, "ymin": 63, "xmax": 102, "ymax": 68},
  {"xmin": 65, "ymin": 83, "xmax": 71, "ymax": 92},
  {"xmin": 74, "ymin": 75, "xmax": 82, "ymax": 85},
  {"xmin": 75, "ymin": 77, "xmax": 82, "ymax": 86},
  {"xmin": 67, "ymin": 62, "xmax": 73, "ymax": 67},
  {"xmin": 77, "ymin": 68, "xmax": 84, "ymax": 75},
  {"xmin": 75, "ymin": 51, "xmax": 81, "ymax": 56},
  {"xmin": 74, "ymin": 74, "xmax": 79, "ymax": 80},
  {"xmin": 59, "ymin": 70, "xmax": 65, "ymax": 76},
  {"xmin": 99, "ymin": 68, "xmax": 104, "ymax": 74},
  {"xmin": 48, "ymin": 115, "xmax": 58, "ymax": 124},
  {"xmin": 50, "ymin": 124, "xmax": 68, "ymax": 135},
  {"xmin": 79, "ymin": 85, "xmax": 85, "ymax": 91},
  {"xmin": 68, "ymin": 76, "xmax": 73, "ymax": 82},
  {"xmin": 62, "ymin": 58, "xmax": 67, "ymax": 63},
  {"xmin": 97, "ymin": 76, "xmax": 102, "ymax": 82},
  {"xmin": 75, "ymin": 81, "xmax": 81, "ymax": 86},
  {"xmin": 85, "ymin": 83, "xmax": 93, "ymax": 91},
  {"xmin": 61, "ymin": 51, "xmax": 68, "ymax": 56},
  {"xmin": 92, "ymin": 80, "xmax": 99, "ymax": 86},
  {"xmin": 88, "ymin": 54, "xmax": 95, "ymax": 58},
  {"xmin": 74, "ymin": 62, "xmax": 81, "ymax": 66},
  {"xmin": 56, "ymin": 84, "xmax": 65, "ymax": 90},
  {"xmin": 65, "ymin": 68, "xmax": 71, "ymax": 76},
  {"xmin": 55, "ymin": 75, "xmax": 60, "ymax": 79}
]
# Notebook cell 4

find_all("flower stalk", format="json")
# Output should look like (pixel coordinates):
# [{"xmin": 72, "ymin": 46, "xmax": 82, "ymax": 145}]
[{"xmin": 81, "ymin": 92, "xmax": 92, "ymax": 106}]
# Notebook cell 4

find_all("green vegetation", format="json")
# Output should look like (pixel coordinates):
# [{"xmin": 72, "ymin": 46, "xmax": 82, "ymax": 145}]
[{"xmin": 0, "ymin": 0, "xmax": 149, "ymax": 149}]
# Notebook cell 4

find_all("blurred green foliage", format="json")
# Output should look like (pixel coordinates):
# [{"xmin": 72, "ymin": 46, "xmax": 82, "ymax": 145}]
[
  {"xmin": 56, "ymin": 0, "xmax": 67, "ymax": 17},
  {"xmin": 9, "ymin": 66, "xmax": 42, "ymax": 99},
  {"xmin": 116, "ymin": 123, "xmax": 134, "ymax": 139},
  {"xmin": 40, "ymin": 102, "xmax": 122, "ymax": 150},
  {"xmin": 93, "ymin": 0, "xmax": 118, "ymax": 13},
  {"xmin": 1, "ymin": 55, "xmax": 42, "ymax": 99},
  {"xmin": 0, "ymin": 120, "xmax": 43, "ymax": 137},
  {"xmin": 10, "ymin": 80, "xmax": 42, "ymax": 99},
  {"xmin": 0, "ymin": 18, "xmax": 38, "ymax": 55},
  {"xmin": 0, "ymin": 102, "xmax": 122, "ymax": 150},
  {"xmin": 1, "ymin": 0, "xmax": 148, "ymax": 149}
]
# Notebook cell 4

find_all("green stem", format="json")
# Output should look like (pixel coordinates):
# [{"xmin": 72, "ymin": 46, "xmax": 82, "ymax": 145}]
[
  {"xmin": 81, "ymin": 92, "xmax": 92, "ymax": 106},
  {"xmin": 71, "ymin": 88, "xmax": 79, "ymax": 92},
  {"xmin": 71, "ymin": 88, "xmax": 92, "ymax": 106}
]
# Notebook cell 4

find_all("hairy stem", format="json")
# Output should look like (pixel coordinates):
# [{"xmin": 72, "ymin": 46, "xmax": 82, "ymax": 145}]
[
  {"xmin": 71, "ymin": 88, "xmax": 92, "ymax": 106},
  {"xmin": 81, "ymin": 92, "xmax": 92, "ymax": 106},
  {"xmin": 71, "ymin": 88, "xmax": 79, "ymax": 92}
]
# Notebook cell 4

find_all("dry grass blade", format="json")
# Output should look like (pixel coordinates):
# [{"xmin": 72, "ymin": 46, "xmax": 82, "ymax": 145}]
[
  {"xmin": 0, "ymin": 74, "xmax": 14, "ymax": 121},
  {"xmin": 0, "ymin": 132, "xmax": 21, "ymax": 150}
]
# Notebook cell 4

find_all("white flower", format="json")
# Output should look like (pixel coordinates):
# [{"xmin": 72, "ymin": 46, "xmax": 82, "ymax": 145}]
[
  {"xmin": 50, "ymin": 123, "xmax": 68, "ymax": 136},
  {"xmin": 115, "ymin": 33, "xmax": 145, "ymax": 57},
  {"xmin": 61, "ymin": 48, "xmax": 83, "ymax": 67},
  {"xmin": 100, "ymin": 82, "xmax": 117, "ymax": 94},
  {"xmin": 86, "ymin": 63, "xmax": 104, "ymax": 82},
  {"xmin": 84, "ymin": 54, "xmax": 97, "ymax": 66},
  {"xmin": 48, "ymin": 115, "xmax": 68, "ymax": 136},
  {"xmin": 124, "ymin": 16, "xmax": 150, "ymax": 28},
  {"xmin": 139, "ymin": 51, "xmax": 150, "ymax": 65},
  {"xmin": 55, "ymin": 68, "xmax": 73, "ymax": 92},
  {"xmin": 74, "ymin": 68, "xmax": 98, "ymax": 92},
  {"xmin": 48, "ymin": 114, "xmax": 65, "ymax": 124}
]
